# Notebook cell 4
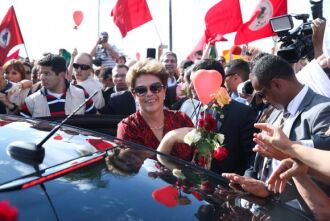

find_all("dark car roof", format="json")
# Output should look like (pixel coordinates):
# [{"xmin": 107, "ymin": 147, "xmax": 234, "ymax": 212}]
[
  {"xmin": 0, "ymin": 115, "xmax": 116, "ymax": 183},
  {"xmin": 0, "ymin": 114, "xmax": 313, "ymax": 221}
]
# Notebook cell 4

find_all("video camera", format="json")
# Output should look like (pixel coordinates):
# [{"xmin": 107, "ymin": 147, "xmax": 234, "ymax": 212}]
[{"xmin": 269, "ymin": 0, "xmax": 324, "ymax": 63}]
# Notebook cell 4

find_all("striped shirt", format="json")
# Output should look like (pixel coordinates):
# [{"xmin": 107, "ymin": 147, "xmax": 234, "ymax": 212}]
[
  {"xmin": 95, "ymin": 45, "xmax": 117, "ymax": 69},
  {"xmin": 20, "ymin": 82, "xmax": 96, "ymax": 117}
]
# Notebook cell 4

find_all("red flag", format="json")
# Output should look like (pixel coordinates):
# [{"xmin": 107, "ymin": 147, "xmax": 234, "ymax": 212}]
[
  {"xmin": 234, "ymin": 0, "xmax": 287, "ymax": 45},
  {"xmin": 187, "ymin": 35, "xmax": 206, "ymax": 60},
  {"xmin": 204, "ymin": 0, "xmax": 243, "ymax": 39},
  {"xmin": 187, "ymin": 33, "xmax": 227, "ymax": 60},
  {"xmin": 111, "ymin": 0, "xmax": 152, "ymax": 38},
  {"xmin": 0, "ymin": 6, "xmax": 24, "ymax": 64},
  {"xmin": 4, "ymin": 48, "xmax": 20, "ymax": 63}
]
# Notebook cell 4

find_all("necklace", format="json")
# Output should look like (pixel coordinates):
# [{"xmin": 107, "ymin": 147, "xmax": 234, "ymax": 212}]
[{"xmin": 149, "ymin": 124, "xmax": 164, "ymax": 130}]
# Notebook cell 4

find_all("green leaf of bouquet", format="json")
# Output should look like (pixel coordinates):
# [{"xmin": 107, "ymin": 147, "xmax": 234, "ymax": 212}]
[{"xmin": 196, "ymin": 140, "xmax": 210, "ymax": 156}]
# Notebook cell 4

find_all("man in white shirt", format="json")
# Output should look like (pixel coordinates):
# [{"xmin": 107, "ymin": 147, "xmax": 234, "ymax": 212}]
[
  {"xmin": 90, "ymin": 32, "xmax": 119, "ymax": 69},
  {"xmin": 73, "ymin": 53, "xmax": 105, "ymax": 110}
]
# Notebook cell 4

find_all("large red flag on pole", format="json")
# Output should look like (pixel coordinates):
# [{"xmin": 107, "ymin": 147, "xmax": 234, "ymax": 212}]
[
  {"xmin": 0, "ymin": 6, "xmax": 24, "ymax": 64},
  {"xmin": 234, "ymin": 0, "xmax": 287, "ymax": 45},
  {"xmin": 204, "ymin": 0, "xmax": 243, "ymax": 39},
  {"xmin": 111, "ymin": 0, "xmax": 153, "ymax": 38}
]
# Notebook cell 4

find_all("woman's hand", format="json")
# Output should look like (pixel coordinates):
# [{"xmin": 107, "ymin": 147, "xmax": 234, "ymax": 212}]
[
  {"xmin": 170, "ymin": 127, "xmax": 194, "ymax": 143},
  {"xmin": 157, "ymin": 127, "xmax": 194, "ymax": 169},
  {"xmin": 157, "ymin": 127, "xmax": 194, "ymax": 153}
]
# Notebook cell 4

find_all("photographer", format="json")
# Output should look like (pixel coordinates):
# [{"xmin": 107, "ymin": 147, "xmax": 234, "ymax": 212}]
[
  {"xmin": 296, "ymin": 18, "xmax": 330, "ymax": 98},
  {"xmin": 270, "ymin": 0, "xmax": 330, "ymax": 98},
  {"xmin": 90, "ymin": 32, "xmax": 119, "ymax": 69}
]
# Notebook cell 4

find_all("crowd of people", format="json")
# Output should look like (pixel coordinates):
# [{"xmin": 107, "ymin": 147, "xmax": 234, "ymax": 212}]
[{"xmin": 1, "ymin": 18, "xmax": 330, "ymax": 220}]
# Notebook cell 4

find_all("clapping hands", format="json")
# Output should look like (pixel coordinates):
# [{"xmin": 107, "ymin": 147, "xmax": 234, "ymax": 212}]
[{"xmin": 253, "ymin": 123, "xmax": 292, "ymax": 160}]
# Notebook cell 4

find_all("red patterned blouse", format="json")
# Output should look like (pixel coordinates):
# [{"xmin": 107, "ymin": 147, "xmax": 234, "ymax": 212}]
[{"xmin": 117, "ymin": 109, "xmax": 195, "ymax": 161}]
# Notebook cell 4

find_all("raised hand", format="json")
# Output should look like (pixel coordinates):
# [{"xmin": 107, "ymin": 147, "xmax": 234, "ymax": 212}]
[
  {"xmin": 253, "ymin": 123, "xmax": 293, "ymax": 160},
  {"xmin": 267, "ymin": 158, "xmax": 308, "ymax": 193}
]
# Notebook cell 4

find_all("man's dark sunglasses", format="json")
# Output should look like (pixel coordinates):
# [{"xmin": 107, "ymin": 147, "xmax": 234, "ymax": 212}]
[
  {"xmin": 132, "ymin": 82, "xmax": 165, "ymax": 96},
  {"xmin": 73, "ymin": 63, "xmax": 91, "ymax": 70}
]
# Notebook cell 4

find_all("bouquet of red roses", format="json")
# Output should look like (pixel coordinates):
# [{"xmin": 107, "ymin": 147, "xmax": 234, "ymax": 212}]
[{"xmin": 184, "ymin": 87, "xmax": 231, "ymax": 169}]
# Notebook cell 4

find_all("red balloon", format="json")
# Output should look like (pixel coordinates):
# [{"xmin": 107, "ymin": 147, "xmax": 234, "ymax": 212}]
[
  {"xmin": 152, "ymin": 185, "xmax": 179, "ymax": 207},
  {"xmin": 73, "ymin": 11, "xmax": 83, "ymax": 27},
  {"xmin": 191, "ymin": 69, "xmax": 223, "ymax": 105},
  {"xmin": 230, "ymin": 45, "xmax": 242, "ymax": 55},
  {"xmin": 136, "ymin": 52, "xmax": 141, "ymax": 61}
]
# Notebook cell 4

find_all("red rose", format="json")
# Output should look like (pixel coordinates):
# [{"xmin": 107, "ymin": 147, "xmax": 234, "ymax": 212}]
[
  {"xmin": 198, "ymin": 156, "xmax": 206, "ymax": 167},
  {"xmin": 201, "ymin": 181, "xmax": 214, "ymax": 193},
  {"xmin": 199, "ymin": 113, "xmax": 217, "ymax": 131},
  {"xmin": 0, "ymin": 201, "xmax": 18, "ymax": 221},
  {"xmin": 204, "ymin": 117, "xmax": 217, "ymax": 131},
  {"xmin": 214, "ymin": 147, "xmax": 229, "ymax": 161},
  {"xmin": 204, "ymin": 112, "xmax": 213, "ymax": 120},
  {"xmin": 197, "ymin": 118, "xmax": 205, "ymax": 128}
]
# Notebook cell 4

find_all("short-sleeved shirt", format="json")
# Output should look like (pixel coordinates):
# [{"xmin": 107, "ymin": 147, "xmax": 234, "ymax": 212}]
[
  {"xmin": 117, "ymin": 109, "xmax": 195, "ymax": 161},
  {"xmin": 95, "ymin": 45, "xmax": 117, "ymax": 69}
]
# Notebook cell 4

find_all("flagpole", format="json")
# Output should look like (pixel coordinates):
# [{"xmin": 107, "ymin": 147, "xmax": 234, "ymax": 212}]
[
  {"xmin": 97, "ymin": 0, "xmax": 100, "ymax": 36},
  {"xmin": 169, "ymin": 0, "xmax": 173, "ymax": 51},
  {"xmin": 22, "ymin": 44, "xmax": 30, "ymax": 62},
  {"xmin": 152, "ymin": 21, "xmax": 163, "ymax": 45}
]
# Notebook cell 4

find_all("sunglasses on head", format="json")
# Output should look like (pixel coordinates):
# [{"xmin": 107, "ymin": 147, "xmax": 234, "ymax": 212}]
[
  {"xmin": 132, "ymin": 82, "xmax": 165, "ymax": 96},
  {"xmin": 73, "ymin": 63, "xmax": 91, "ymax": 70}
]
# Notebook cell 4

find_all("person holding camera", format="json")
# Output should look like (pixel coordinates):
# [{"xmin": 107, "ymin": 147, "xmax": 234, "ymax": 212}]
[{"xmin": 90, "ymin": 32, "xmax": 119, "ymax": 69}]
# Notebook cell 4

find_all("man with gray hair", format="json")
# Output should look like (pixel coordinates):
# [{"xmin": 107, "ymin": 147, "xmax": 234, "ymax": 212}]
[{"xmin": 160, "ymin": 51, "xmax": 178, "ymax": 108}]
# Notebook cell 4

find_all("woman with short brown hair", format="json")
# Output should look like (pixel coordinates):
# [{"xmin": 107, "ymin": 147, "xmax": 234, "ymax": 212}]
[{"xmin": 117, "ymin": 59, "xmax": 194, "ymax": 161}]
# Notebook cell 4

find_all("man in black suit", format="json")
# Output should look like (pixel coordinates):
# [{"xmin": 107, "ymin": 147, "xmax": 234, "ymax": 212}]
[
  {"xmin": 103, "ymin": 90, "xmax": 136, "ymax": 116},
  {"xmin": 182, "ymin": 59, "xmax": 257, "ymax": 175},
  {"xmin": 101, "ymin": 64, "xmax": 132, "ymax": 115},
  {"xmin": 223, "ymin": 55, "xmax": 330, "ymax": 211},
  {"xmin": 102, "ymin": 64, "xmax": 129, "ymax": 103},
  {"xmin": 160, "ymin": 52, "xmax": 178, "ymax": 109}
]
